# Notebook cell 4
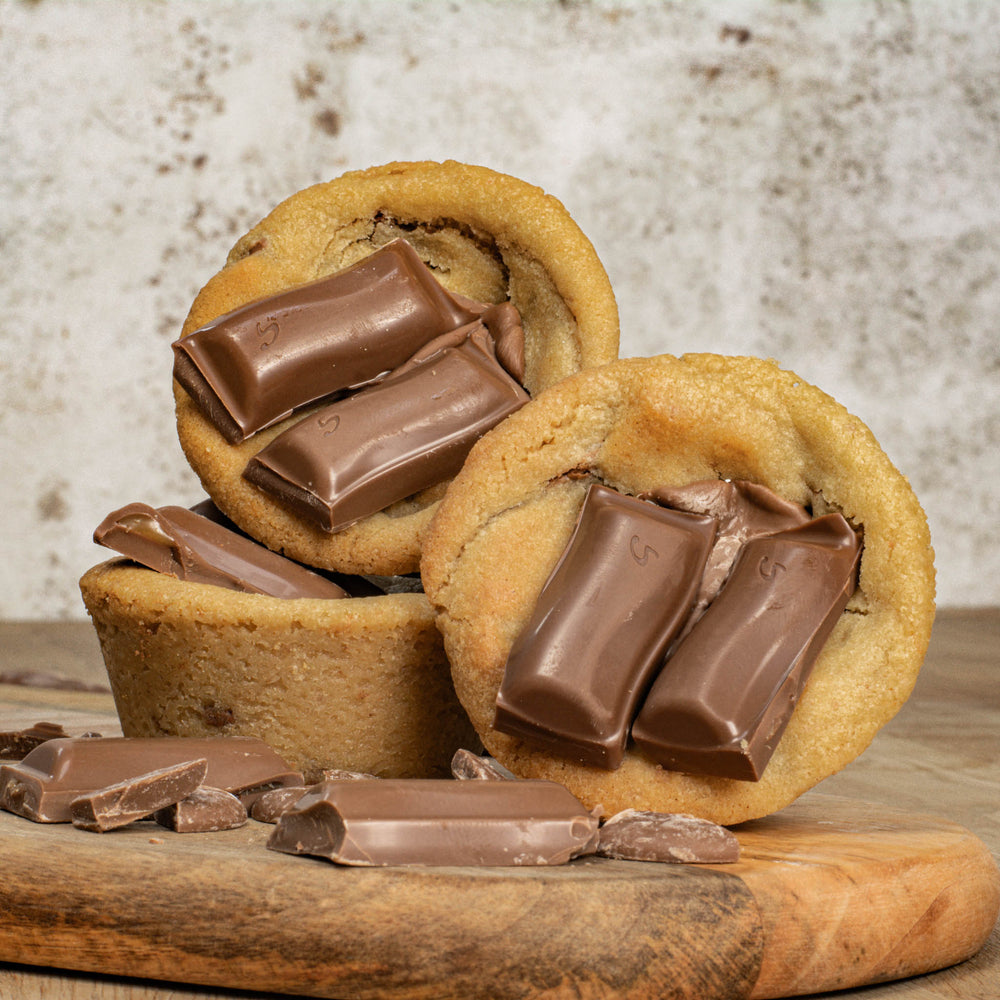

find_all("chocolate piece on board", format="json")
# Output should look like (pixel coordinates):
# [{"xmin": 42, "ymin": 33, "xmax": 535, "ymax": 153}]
[
  {"xmin": 494, "ymin": 484, "xmax": 717, "ymax": 770},
  {"xmin": 244, "ymin": 327, "xmax": 529, "ymax": 533},
  {"xmin": 632, "ymin": 513, "xmax": 862, "ymax": 781},
  {"xmin": 155, "ymin": 786, "xmax": 248, "ymax": 833},
  {"xmin": 94, "ymin": 502, "xmax": 349, "ymax": 600},
  {"xmin": 267, "ymin": 779, "xmax": 600, "ymax": 866},
  {"xmin": 250, "ymin": 785, "xmax": 311, "ymax": 824},
  {"xmin": 71, "ymin": 759, "xmax": 208, "ymax": 832},
  {"xmin": 646, "ymin": 480, "xmax": 811, "ymax": 626},
  {"xmin": 597, "ymin": 809, "xmax": 740, "ymax": 864},
  {"xmin": 172, "ymin": 239, "xmax": 480, "ymax": 443},
  {"xmin": 1, "ymin": 722, "xmax": 69, "ymax": 761},
  {"xmin": 450, "ymin": 748, "xmax": 515, "ymax": 781},
  {"xmin": 0, "ymin": 736, "xmax": 302, "ymax": 823}
]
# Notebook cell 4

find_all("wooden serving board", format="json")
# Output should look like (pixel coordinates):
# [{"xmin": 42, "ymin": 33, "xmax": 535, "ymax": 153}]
[{"xmin": 0, "ymin": 793, "xmax": 996, "ymax": 1000}]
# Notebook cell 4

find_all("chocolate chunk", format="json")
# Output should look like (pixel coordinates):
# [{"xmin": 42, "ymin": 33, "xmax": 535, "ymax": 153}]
[
  {"xmin": 494, "ymin": 484, "xmax": 717, "ymax": 769},
  {"xmin": 71, "ymin": 759, "xmax": 208, "ymax": 832},
  {"xmin": 646, "ymin": 480, "xmax": 811, "ymax": 629},
  {"xmin": 267, "ymin": 779, "xmax": 600, "ymax": 867},
  {"xmin": 250, "ymin": 785, "xmax": 311, "ymax": 824},
  {"xmin": 450, "ymin": 749, "xmax": 515, "ymax": 781},
  {"xmin": 244, "ymin": 327, "xmax": 529, "ymax": 533},
  {"xmin": 94, "ymin": 502, "xmax": 349, "ymax": 599},
  {"xmin": 597, "ymin": 810, "xmax": 740, "ymax": 864},
  {"xmin": 1, "ymin": 722, "xmax": 69, "ymax": 761},
  {"xmin": 632, "ymin": 513, "xmax": 861, "ymax": 781},
  {"xmin": 0, "ymin": 736, "xmax": 302, "ymax": 823},
  {"xmin": 154, "ymin": 786, "xmax": 248, "ymax": 833},
  {"xmin": 172, "ymin": 239, "xmax": 481, "ymax": 443}
]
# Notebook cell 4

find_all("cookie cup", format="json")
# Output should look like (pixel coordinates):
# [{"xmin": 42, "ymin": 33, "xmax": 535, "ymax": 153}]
[
  {"xmin": 175, "ymin": 160, "xmax": 620, "ymax": 575},
  {"xmin": 420, "ymin": 354, "xmax": 936, "ymax": 825},
  {"xmin": 80, "ymin": 560, "xmax": 478, "ymax": 782}
]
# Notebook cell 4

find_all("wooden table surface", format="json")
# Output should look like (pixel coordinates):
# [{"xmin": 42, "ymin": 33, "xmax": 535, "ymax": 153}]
[{"xmin": 1, "ymin": 609, "xmax": 997, "ymax": 1000}]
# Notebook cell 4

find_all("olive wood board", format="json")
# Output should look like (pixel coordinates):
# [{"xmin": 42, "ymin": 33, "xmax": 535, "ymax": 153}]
[{"xmin": 0, "ymin": 793, "xmax": 997, "ymax": 1000}]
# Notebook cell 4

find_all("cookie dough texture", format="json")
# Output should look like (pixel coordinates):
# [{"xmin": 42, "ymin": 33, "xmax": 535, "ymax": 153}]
[
  {"xmin": 80, "ymin": 560, "xmax": 480, "ymax": 783},
  {"xmin": 420, "ymin": 354, "xmax": 936, "ymax": 825},
  {"xmin": 174, "ymin": 160, "xmax": 620, "ymax": 575}
]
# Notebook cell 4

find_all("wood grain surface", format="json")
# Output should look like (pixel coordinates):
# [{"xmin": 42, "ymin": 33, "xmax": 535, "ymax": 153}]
[{"xmin": 0, "ymin": 609, "xmax": 998, "ymax": 1000}]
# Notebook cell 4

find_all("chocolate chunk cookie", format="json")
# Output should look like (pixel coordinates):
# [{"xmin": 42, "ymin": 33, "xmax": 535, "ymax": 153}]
[
  {"xmin": 174, "ymin": 161, "xmax": 620, "ymax": 575},
  {"xmin": 420, "ymin": 354, "xmax": 935, "ymax": 825}
]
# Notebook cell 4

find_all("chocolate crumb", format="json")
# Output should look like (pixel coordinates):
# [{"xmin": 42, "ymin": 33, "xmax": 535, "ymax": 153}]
[{"xmin": 201, "ymin": 704, "xmax": 235, "ymax": 727}]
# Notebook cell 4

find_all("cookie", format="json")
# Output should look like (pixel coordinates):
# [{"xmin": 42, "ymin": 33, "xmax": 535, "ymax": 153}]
[
  {"xmin": 174, "ymin": 160, "xmax": 620, "ymax": 575},
  {"xmin": 80, "ymin": 560, "xmax": 480, "ymax": 783},
  {"xmin": 420, "ymin": 354, "xmax": 936, "ymax": 825}
]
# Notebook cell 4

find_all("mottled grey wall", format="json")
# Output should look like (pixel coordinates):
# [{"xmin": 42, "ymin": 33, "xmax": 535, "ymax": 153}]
[{"xmin": 3, "ymin": 0, "xmax": 998, "ymax": 617}]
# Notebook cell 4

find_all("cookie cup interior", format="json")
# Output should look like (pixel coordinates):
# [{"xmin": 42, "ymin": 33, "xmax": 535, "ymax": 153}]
[
  {"xmin": 80, "ymin": 560, "xmax": 479, "ymax": 782},
  {"xmin": 174, "ymin": 160, "xmax": 620, "ymax": 575},
  {"xmin": 420, "ymin": 353, "xmax": 936, "ymax": 825}
]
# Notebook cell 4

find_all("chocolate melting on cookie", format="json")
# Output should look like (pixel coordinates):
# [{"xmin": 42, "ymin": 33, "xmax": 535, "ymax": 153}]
[
  {"xmin": 172, "ymin": 240, "xmax": 483, "ymax": 444},
  {"xmin": 93, "ymin": 501, "xmax": 351, "ymax": 600},
  {"xmin": 494, "ymin": 480, "xmax": 861, "ymax": 782},
  {"xmin": 243, "ymin": 325, "xmax": 529, "ymax": 533},
  {"xmin": 173, "ymin": 238, "xmax": 529, "ymax": 534}
]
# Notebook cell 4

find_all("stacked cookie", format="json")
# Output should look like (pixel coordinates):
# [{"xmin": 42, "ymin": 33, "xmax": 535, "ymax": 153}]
[{"xmin": 82, "ymin": 160, "xmax": 935, "ymax": 823}]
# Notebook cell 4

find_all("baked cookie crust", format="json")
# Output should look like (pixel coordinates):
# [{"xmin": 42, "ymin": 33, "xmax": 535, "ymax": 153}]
[
  {"xmin": 420, "ymin": 354, "xmax": 936, "ymax": 825},
  {"xmin": 174, "ymin": 160, "xmax": 620, "ymax": 575},
  {"xmin": 80, "ymin": 560, "xmax": 480, "ymax": 783}
]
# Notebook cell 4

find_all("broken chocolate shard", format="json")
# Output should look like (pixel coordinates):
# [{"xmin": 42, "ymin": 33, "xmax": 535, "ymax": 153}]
[
  {"xmin": 172, "ymin": 239, "xmax": 481, "ymax": 443},
  {"xmin": 250, "ymin": 785, "xmax": 311, "ymax": 824},
  {"xmin": 494, "ymin": 484, "xmax": 717, "ymax": 770},
  {"xmin": 451, "ymin": 749, "xmax": 516, "ymax": 781},
  {"xmin": 71, "ymin": 758, "xmax": 208, "ymax": 832},
  {"xmin": 154, "ymin": 786, "xmax": 248, "ymax": 833},
  {"xmin": 0, "ymin": 736, "xmax": 302, "ymax": 823},
  {"xmin": 94, "ymin": 501, "xmax": 349, "ymax": 600},
  {"xmin": 597, "ymin": 809, "xmax": 740, "ymax": 864},
  {"xmin": 632, "ymin": 513, "xmax": 862, "ymax": 781},
  {"xmin": 244, "ymin": 327, "xmax": 529, "ymax": 533},
  {"xmin": 1, "ymin": 722, "xmax": 70, "ymax": 761},
  {"xmin": 267, "ymin": 779, "xmax": 600, "ymax": 867}
]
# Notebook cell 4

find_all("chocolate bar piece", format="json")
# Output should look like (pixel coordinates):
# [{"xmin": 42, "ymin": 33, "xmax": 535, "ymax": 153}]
[
  {"xmin": 244, "ymin": 327, "xmax": 529, "ymax": 533},
  {"xmin": 646, "ymin": 480, "xmax": 811, "ymax": 627},
  {"xmin": 94, "ymin": 502, "xmax": 349, "ymax": 600},
  {"xmin": 250, "ymin": 785, "xmax": 310, "ymax": 824},
  {"xmin": 597, "ymin": 809, "xmax": 740, "ymax": 864},
  {"xmin": 71, "ymin": 758, "xmax": 208, "ymax": 832},
  {"xmin": 267, "ymin": 779, "xmax": 600, "ymax": 866},
  {"xmin": 172, "ymin": 239, "xmax": 481, "ymax": 443},
  {"xmin": 154, "ymin": 786, "xmax": 248, "ymax": 833},
  {"xmin": 1, "ymin": 722, "xmax": 70, "ymax": 761},
  {"xmin": 632, "ymin": 513, "xmax": 861, "ymax": 780},
  {"xmin": 494, "ymin": 484, "xmax": 717, "ymax": 769},
  {"xmin": 0, "ymin": 736, "xmax": 303, "ymax": 823}
]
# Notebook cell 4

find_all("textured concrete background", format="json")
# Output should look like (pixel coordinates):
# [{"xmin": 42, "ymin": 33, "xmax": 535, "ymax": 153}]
[{"xmin": 2, "ymin": 0, "xmax": 998, "ymax": 618}]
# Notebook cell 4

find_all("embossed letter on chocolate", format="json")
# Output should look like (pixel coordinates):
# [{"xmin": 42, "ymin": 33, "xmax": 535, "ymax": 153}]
[
  {"xmin": 632, "ymin": 513, "xmax": 861, "ymax": 781},
  {"xmin": 494, "ymin": 484, "xmax": 717, "ymax": 769},
  {"xmin": 94, "ymin": 502, "xmax": 349, "ymax": 600},
  {"xmin": 243, "ymin": 328, "xmax": 529, "ymax": 533},
  {"xmin": 172, "ymin": 239, "xmax": 480, "ymax": 443},
  {"xmin": 267, "ymin": 779, "xmax": 600, "ymax": 866}
]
